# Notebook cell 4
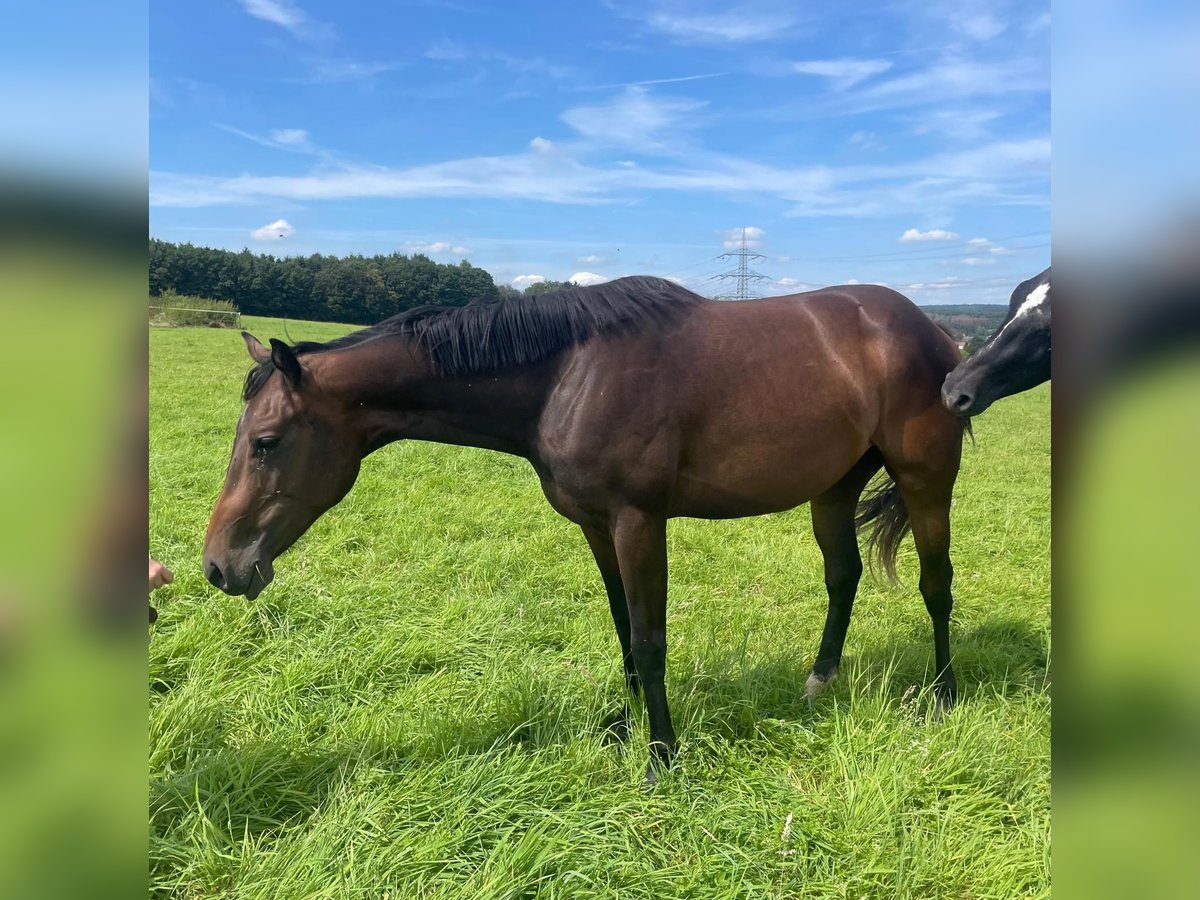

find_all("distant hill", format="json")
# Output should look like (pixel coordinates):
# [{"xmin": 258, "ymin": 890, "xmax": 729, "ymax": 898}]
[{"xmin": 920, "ymin": 304, "xmax": 1008, "ymax": 354}]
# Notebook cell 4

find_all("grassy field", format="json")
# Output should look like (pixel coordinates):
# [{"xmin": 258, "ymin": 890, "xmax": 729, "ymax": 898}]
[{"xmin": 150, "ymin": 314, "xmax": 1050, "ymax": 900}]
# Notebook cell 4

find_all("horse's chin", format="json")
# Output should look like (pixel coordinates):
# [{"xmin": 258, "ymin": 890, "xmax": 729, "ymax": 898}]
[{"xmin": 243, "ymin": 560, "xmax": 274, "ymax": 600}]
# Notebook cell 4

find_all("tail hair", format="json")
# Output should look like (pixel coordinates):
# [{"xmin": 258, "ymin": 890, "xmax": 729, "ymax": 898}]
[{"xmin": 855, "ymin": 475, "xmax": 911, "ymax": 583}]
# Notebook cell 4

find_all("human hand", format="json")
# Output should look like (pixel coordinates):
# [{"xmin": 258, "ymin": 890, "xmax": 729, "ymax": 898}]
[{"xmin": 149, "ymin": 558, "xmax": 174, "ymax": 593}]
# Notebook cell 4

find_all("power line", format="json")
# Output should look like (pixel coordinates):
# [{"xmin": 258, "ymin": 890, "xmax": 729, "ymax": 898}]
[{"xmin": 708, "ymin": 228, "xmax": 771, "ymax": 300}]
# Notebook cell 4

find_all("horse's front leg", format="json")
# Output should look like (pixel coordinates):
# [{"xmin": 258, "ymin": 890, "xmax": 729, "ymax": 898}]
[
  {"xmin": 611, "ymin": 507, "xmax": 676, "ymax": 786},
  {"xmin": 581, "ymin": 524, "xmax": 638, "ymax": 742}
]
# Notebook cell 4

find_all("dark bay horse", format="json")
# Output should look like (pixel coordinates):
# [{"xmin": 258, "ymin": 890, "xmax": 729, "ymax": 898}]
[
  {"xmin": 942, "ymin": 267, "xmax": 1051, "ymax": 417},
  {"xmin": 203, "ymin": 277, "xmax": 968, "ymax": 784}
]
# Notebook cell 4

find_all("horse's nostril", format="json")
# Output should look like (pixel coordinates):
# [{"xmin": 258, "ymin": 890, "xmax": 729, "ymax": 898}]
[
  {"xmin": 204, "ymin": 559, "xmax": 224, "ymax": 589},
  {"xmin": 952, "ymin": 392, "xmax": 973, "ymax": 412}
]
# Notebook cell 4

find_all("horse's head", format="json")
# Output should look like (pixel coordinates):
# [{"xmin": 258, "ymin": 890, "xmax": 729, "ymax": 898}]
[
  {"xmin": 202, "ymin": 333, "xmax": 365, "ymax": 599},
  {"xmin": 942, "ymin": 267, "xmax": 1051, "ymax": 417}
]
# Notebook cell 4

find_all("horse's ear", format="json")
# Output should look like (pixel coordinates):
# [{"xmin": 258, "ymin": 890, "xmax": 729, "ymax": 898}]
[
  {"xmin": 242, "ymin": 332, "xmax": 270, "ymax": 364},
  {"xmin": 269, "ymin": 338, "xmax": 303, "ymax": 387}
]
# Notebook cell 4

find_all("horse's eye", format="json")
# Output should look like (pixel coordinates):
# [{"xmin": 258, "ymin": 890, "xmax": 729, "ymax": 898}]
[{"xmin": 253, "ymin": 436, "xmax": 280, "ymax": 455}]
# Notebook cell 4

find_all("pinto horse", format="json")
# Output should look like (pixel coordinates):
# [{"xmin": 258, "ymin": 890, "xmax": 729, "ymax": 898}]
[
  {"xmin": 942, "ymin": 267, "xmax": 1051, "ymax": 417},
  {"xmin": 203, "ymin": 277, "xmax": 968, "ymax": 784}
]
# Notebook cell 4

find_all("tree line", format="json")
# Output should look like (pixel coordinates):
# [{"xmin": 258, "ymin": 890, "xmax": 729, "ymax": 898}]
[
  {"xmin": 150, "ymin": 239, "xmax": 536, "ymax": 325},
  {"xmin": 150, "ymin": 239, "xmax": 1001, "ymax": 342}
]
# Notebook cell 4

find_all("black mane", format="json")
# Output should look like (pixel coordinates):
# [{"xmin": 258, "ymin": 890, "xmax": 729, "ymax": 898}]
[{"xmin": 243, "ymin": 276, "xmax": 702, "ymax": 399}]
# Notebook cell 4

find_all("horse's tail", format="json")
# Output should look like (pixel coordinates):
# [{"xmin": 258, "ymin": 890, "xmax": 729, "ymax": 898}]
[{"xmin": 855, "ymin": 475, "xmax": 911, "ymax": 583}]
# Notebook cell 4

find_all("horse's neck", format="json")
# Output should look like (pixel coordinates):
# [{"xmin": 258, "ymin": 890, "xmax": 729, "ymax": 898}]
[
  {"xmin": 318, "ymin": 337, "xmax": 555, "ymax": 459},
  {"xmin": 390, "ymin": 368, "xmax": 555, "ymax": 457}
]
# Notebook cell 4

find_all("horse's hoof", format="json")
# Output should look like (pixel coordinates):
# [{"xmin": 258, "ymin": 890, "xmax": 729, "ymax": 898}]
[
  {"xmin": 641, "ymin": 762, "xmax": 659, "ymax": 790},
  {"xmin": 930, "ymin": 700, "xmax": 948, "ymax": 722},
  {"xmin": 804, "ymin": 667, "xmax": 838, "ymax": 701},
  {"xmin": 642, "ymin": 741, "xmax": 675, "ymax": 789},
  {"xmin": 601, "ymin": 710, "xmax": 631, "ymax": 745},
  {"xmin": 931, "ymin": 688, "xmax": 957, "ymax": 722}
]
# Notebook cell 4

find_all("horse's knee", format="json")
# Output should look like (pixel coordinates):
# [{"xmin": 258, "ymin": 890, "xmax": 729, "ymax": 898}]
[{"xmin": 631, "ymin": 634, "xmax": 666, "ymax": 681}]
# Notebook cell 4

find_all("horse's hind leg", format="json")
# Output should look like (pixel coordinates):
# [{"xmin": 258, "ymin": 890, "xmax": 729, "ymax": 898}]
[
  {"xmin": 581, "ymin": 524, "xmax": 638, "ymax": 742},
  {"xmin": 805, "ymin": 448, "xmax": 883, "ymax": 700},
  {"xmin": 900, "ymin": 492, "xmax": 957, "ymax": 713},
  {"xmin": 885, "ymin": 416, "xmax": 964, "ymax": 714}
]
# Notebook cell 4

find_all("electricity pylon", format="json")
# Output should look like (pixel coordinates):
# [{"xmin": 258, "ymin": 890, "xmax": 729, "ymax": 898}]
[{"xmin": 709, "ymin": 228, "xmax": 770, "ymax": 300}]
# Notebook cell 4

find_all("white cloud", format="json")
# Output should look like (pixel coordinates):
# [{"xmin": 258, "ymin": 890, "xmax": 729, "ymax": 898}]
[
  {"xmin": 956, "ymin": 14, "xmax": 1006, "ymax": 41},
  {"xmin": 403, "ymin": 240, "xmax": 470, "ymax": 256},
  {"xmin": 529, "ymin": 136, "xmax": 554, "ymax": 153},
  {"xmin": 592, "ymin": 72, "xmax": 728, "ymax": 90},
  {"xmin": 268, "ymin": 128, "xmax": 312, "ymax": 150},
  {"xmin": 959, "ymin": 237, "xmax": 1017, "ymax": 257},
  {"xmin": 848, "ymin": 130, "xmax": 886, "ymax": 151},
  {"xmin": 562, "ymin": 86, "xmax": 705, "ymax": 151},
  {"xmin": 250, "ymin": 218, "xmax": 295, "ymax": 240},
  {"xmin": 638, "ymin": 5, "xmax": 801, "ymax": 43},
  {"xmin": 791, "ymin": 58, "xmax": 892, "ymax": 89},
  {"xmin": 577, "ymin": 254, "xmax": 608, "ymax": 265},
  {"xmin": 910, "ymin": 108, "xmax": 1003, "ymax": 142},
  {"xmin": 152, "ymin": 131, "xmax": 1047, "ymax": 219},
  {"xmin": 720, "ymin": 226, "xmax": 765, "ymax": 249},
  {"xmin": 423, "ymin": 40, "xmax": 573, "ymax": 82},
  {"xmin": 216, "ymin": 124, "xmax": 322, "ymax": 155},
  {"xmin": 899, "ymin": 228, "xmax": 960, "ymax": 242},
  {"xmin": 962, "ymin": 256, "xmax": 996, "ymax": 266},
  {"xmin": 269, "ymin": 128, "xmax": 309, "ymax": 146},
  {"xmin": 833, "ymin": 58, "xmax": 1047, "ymax": 117},
  {"xmin": 775, "ymin": 277, "xmax": 815, "ymax": 291},
  {"xmin": 906, "ymin": 277, "xmax": 961, "ymax": 290},
  {"xmin": 424, "ymin": 39, "xmax": 468, "ymax": 61},
  {"xmin": 569, "ymin": 271, "xmax": 609, "ymax": 286},
  {"xmin": 926, "ymin": 138, "xmax": 1051, "ymax": 176},
  {"xmin": 301, "ymin": 59, "xmax": 398, "ymax": 83},
  {"xmin": 512, "ymin": 274, "xmax": 545, "ymax": 288},
  {"xmin": 238, "ymin": 0, "xmax": 331, "ymax": 41},
  {"xmin": 240, "ymin": 0, "xmax": 307, "ymax": 31}
]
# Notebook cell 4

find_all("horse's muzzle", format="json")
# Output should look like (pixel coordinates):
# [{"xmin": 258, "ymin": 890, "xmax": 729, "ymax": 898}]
[
  {"xmin": 203, "ymin": 554, "xmax": 273, "ymax": 599},
  {"xmin": 941, "ymin": 383, "xmax": 977, "ymax": 416}
]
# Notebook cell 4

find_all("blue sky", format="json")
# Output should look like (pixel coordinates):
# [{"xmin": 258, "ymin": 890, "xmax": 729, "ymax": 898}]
[{"xmin": 150, "ymin": 0, "xmax": 1049, "ymax": 305}]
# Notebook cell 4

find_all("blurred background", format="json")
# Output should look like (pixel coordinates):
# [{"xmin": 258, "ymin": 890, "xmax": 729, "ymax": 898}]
[
  {"xmin": 1, "ymin": 1, "xmax": 1197, "ymax": 897},
  {"xmin": 1, "ymin": 2, "xmax": 147, "ymax": 897},
  {"xmin": 1054, "ymin": 2, "xmax": 1200, "ymax": 897}
]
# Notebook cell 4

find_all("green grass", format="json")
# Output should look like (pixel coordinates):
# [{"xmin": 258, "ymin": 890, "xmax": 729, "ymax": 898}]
[{"xmin": 150, "ymin": 315, "xmax": 1050, "ymax": 899}]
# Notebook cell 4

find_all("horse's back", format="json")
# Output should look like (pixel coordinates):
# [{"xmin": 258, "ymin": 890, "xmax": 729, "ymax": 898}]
[
  {"xmin": 692, "ymin": 285, "xmax": 960, "ymax": 396},
  {"xmin": 538, "ymin": 285, "xmax": 959, "ymax": 520}
]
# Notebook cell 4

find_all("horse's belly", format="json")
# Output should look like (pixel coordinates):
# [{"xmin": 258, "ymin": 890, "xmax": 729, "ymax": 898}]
[{"xmin": 670, "ymin": 420, "xmax": 869, "ymax": 518}]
